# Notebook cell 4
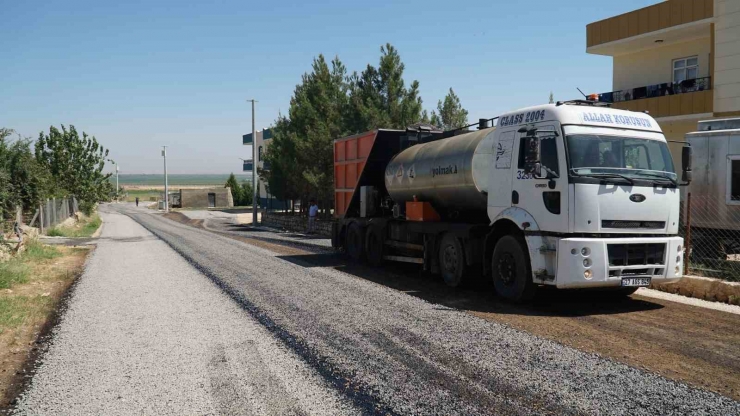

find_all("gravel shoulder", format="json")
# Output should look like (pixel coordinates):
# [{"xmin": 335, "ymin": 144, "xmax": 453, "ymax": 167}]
[
  {"xmin": 122, "ymin": 205, "xmax": 740, "ymax": 415},
  {"xmin": 12, "ymin": 207, "xmax": 358, "ymax": 415}
]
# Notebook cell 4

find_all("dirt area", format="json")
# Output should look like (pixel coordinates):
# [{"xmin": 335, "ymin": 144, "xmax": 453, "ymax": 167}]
[
  {"xmin": 0, "ymin": 245, "xmax": 91, "ymax": 408},
  {"xmin": 160, "ymin": 213, "xmax": 740, "ymax": 402}
]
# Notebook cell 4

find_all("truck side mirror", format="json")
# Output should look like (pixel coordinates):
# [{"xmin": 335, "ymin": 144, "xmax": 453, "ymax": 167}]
[
  {"xmin": 681, "ymin": 145, "xmax": 692, "ymax": 183},
  {"xmin": 524, "ymin": 137, "xmax": 541, "ymax": 177}
]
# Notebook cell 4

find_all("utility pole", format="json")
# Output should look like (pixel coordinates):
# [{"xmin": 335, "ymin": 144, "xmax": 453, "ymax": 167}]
[
  {"xmin": 116, "ymin": 164, "xmax": 119, "ymax": 201},
  {"xmin": 162, "ymin": 146, "xmax": 169, "ymax": 213},
  {"xmin": 247, "ymin": 99, "xmax": 258, "ymax": 226}
]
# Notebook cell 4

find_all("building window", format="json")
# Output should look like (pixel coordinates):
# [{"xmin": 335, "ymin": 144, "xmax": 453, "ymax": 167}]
[
  {"xmin": 673, "ymin": 56, "xmax": 698, "ymax": 83},
  {"xmin": 727, "ymin": 157, "xmax": 740, "ymax": 204}
]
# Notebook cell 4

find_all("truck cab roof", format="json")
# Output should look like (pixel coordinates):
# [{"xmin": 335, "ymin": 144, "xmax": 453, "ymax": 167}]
[{"xmin": 497, "ymin": 103, "xmax": 662, "ymax": 134}]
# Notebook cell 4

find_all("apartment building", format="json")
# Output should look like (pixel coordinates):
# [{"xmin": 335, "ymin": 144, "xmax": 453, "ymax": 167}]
[
  {"xmin": 587, "ymin": 0, "xmax": 740, "ymax": 158},
  {"xmin": 243, "ymin": 127, "xmax": 287, "ymax": 209}
]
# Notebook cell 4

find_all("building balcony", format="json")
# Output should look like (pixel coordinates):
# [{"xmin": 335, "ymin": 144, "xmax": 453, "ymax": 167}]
[
  {"xmin": 599, "ymin": 77, "xmax": 713, "ymax": 118},
  {"xmin": 587, "ymin": 0, "xmax": 713, "ymax": 57}
]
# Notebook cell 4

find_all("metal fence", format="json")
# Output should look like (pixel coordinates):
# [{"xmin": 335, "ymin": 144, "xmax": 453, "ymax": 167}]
[
  {"xmin": 682, "ymin": 193, "xmax": 740, "ymax": 282},
  {"xmin": 21, "ymin": 197, "xmax": 79, "ymax": 234}
]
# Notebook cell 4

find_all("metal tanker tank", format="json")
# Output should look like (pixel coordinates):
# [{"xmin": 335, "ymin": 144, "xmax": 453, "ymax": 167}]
[{"xmin": 385, "ymin": 127, "xmax": 496, "ymax": 215}]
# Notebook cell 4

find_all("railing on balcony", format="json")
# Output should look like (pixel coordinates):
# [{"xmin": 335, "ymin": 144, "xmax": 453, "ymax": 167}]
[{"xmin": 598, "ymin": 77, "xmax": 711, "ymax": 104}]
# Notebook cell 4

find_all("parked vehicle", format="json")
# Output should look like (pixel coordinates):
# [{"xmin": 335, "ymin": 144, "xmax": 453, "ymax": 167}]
[
  {"xmin": 685, "ymin": 118, "xmax": 740, "ymax": 260},
  {"xmin": 332, "ymin": 100, "xmax": 692, "ymax": 301}
]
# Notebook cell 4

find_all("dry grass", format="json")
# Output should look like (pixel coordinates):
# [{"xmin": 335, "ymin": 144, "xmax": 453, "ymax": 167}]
[
  {"xmin": 47, "ymin": 214, "xmax": 101, "ymax": 238},
  {"xmin": 0, "ymin": 242, "xmax": 90, "ymax": 407}
]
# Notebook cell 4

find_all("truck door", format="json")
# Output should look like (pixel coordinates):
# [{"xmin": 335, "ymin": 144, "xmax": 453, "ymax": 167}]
[
  {"xmin": 488, "ymin": 128, "xmax": 518, "ymax": 219},
  {"xmin": 511, "ymin": 123, "xmax": 568, "ymax": 233}
]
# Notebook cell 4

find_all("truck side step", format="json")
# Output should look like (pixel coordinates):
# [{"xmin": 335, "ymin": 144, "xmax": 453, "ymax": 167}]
[
  {"xmin": 384, "ymin": 240, "xmax": 424, "ymax": 251},
  {"xmin": 383, "ymin": 255, "xmax": 424, "ymax": 264}
]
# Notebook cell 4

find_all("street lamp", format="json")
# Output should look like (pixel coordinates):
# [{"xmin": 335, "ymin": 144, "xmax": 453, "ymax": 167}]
[{"xmin": 162, "ymin": 146, "xmax": 168, "ymax": 213}]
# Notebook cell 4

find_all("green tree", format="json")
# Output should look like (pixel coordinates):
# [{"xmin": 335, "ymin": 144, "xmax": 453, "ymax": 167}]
[
  {"xmin": 34, "ymin": 125, "xmax": 113, "ymax": 214},
  {"xmin": 347, "ymin": 43, "xmax": 424, "ymax": 131},
  {"xmin": 225, "ymin": 173, "xmax": 244, "ymax": 205},
  {"xmin": 241, "ymin": 180, "xmax": 253, "ymax": 206},
  {"xmin": 431, "ymin": 88, "xmax": 468, "ymax": 131},
  {"xmin": 0, "ymin": 129, "xmax": 53, "ymax": 221}
]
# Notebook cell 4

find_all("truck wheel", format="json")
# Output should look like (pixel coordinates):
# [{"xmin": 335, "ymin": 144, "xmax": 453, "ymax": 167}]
[
  {"xmin": 492, "ymin": 235, "xmax": 535, "ymax": 302},
  {"xmin": 439, "ymin": 233, "xmax": 465, "ymax": 287},
  {"xmin": 346, "ymin": 222, "xmax": 365, "ymax": 262},
  {"xmin": 365, "ymin": 224, "xmax": 385, "ymax": 267}
]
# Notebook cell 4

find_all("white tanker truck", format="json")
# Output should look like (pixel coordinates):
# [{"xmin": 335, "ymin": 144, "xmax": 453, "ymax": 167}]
[{"xmin": 331, "ymin": 100, "xmax": 692, "ymax": 301}]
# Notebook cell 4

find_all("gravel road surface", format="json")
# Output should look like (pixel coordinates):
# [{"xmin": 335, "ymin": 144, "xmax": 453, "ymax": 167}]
[
  {"xmin": 85, "ymin": 204, "xmax": 740, "ymax": 415},
  {"xmin": 11, "ymin": 207, "xmax": 358, "ymax": 415}
]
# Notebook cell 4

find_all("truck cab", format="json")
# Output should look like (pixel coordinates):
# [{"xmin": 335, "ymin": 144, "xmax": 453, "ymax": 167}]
[{"xmin": 487, "ymin": 102, "xmax": 686, "ymax": 295}]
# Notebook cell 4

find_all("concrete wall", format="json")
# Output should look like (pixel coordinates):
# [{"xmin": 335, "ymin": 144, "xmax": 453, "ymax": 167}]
[
  {"xmin": 260, "ymin": 211, "xmax": 333, "ymax": 237},
  {"xmin": 613, "ymin": 36, "xmax": 711, "ymax": 91},
  {"xmin": 714, "ymin": 0, "xmax": 740, "ymax": 115},
  {"xmin": 180, "ymin": 188, "xmax": 234, "ymax": 208}
]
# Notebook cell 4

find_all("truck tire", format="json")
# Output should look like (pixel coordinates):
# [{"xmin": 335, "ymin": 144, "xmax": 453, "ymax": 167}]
[
  {"xmin": 365, "ymin": 224, "xmax": 385, "ymax": 267},
  {"xmin": 439, "ymin": 233, "xmax": 465, "ymax": 287},
  {"xmin": 492, "ymin": 235, "xmax": 535, "ymax": 302},
  {"xmin": 346, "ymin": 222, "xmax": 365, "ymax": 262}
]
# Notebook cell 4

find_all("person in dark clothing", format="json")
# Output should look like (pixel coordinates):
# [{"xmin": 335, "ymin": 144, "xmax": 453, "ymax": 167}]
[{"xmin": 135, "ymin": 197, "xmax": 139, "ymax": 207}]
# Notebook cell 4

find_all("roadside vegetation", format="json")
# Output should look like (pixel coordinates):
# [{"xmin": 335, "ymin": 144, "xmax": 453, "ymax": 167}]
[
  {"xmin": 47, "ymin": 214, "xmax": 101, "ymax": 238},
  {"xmin": 259, "ymin": 43, "xmax": 469, "ymax": 215},
  {"xmin": 0, "ymin": 126, "xmax": 115, "ymax": 227},
  {"xmin": 225, "ymin": 173, "xmax": 253, "ymax": 207},
  {"xmin": 0, "ymin": 240, "xmax": 90, "ymax": 405}
]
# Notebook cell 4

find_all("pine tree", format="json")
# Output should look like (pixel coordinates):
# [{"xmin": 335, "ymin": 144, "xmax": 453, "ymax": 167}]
[
  {"xmin": 225, "ymin": 173, "xmax": 244, "ymax": 205},
  {"xmin": 432, "ymin": 88, "xmax": 469, "ymax": 130}
]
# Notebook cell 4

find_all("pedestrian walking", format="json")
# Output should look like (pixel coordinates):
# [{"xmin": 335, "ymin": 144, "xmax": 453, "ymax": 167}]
[
  {"xmin": 308, "ymin": 200, "xmax": 318, "ymax": 234},
  {"xmin": 135, "ymin": 197, "xmax": 139, "ymax": 207}
]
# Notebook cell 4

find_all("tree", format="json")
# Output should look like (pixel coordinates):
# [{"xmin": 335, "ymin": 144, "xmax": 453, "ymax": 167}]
[
  {"xmin": 432, "ymin": 88, "xmax": 469, "ymax": 131},
  {"xmin": 0, "ymin": 129, "xmax": 53, "ymax": 221},
  {"xmin": 347, "ymin": 43, "xmax": 424, "ymax": 132},
  {"xmin": 34, "ymin": 125, "xmax": 113, "ymax": 214},
  {"xmin": 225, "ymin": 173, "xmax": 244, "ymax": 205},
  {"xmin": 240, "ymin": 180, "xmax": 253, "ymax": 206}
]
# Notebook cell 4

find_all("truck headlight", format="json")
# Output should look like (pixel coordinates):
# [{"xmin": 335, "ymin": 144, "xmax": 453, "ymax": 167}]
[
  {"xmin": 675, "ymin": 265, "xmax": 680, "ymax": 274},
  {"xmin": 677, "ymin": 245, "xmax": 682, "ymax": 253},
  {"xmin": 581, "ymin": 247, "xmax": 591, "ymax": 256},
  {"xmin": 584, "ymin": 270, "xmax": 593, "ymax": 279},
  {"xmin": 676, "ymin": 256, "xmax": 681, "ymax": 263},
  {"xmin": 583, "ymin": 258, "xmax": 592, "ymax": 267}
]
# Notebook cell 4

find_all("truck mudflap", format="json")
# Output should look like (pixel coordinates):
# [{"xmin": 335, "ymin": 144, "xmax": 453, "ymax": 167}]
[{"xmin": 555, "ymin": 237, "xmax": 684, "ymax": 289}]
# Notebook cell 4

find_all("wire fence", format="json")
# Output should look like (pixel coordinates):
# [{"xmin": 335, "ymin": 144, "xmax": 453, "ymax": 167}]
[
  {"xmin": 3, "ymin": 197, "xmax": 79, "ymax": 236},
  {"xmin": 683, "ymin": 193, "xmax": 740, "ymax": 282}
]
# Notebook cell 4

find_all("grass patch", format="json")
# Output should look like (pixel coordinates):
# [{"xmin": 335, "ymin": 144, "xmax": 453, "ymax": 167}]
[
  {"xmin": 0, "ymin": 296, "xmax": 54, "ymax": 334},
  {"xmin": 48, "ymin": 213, "xmax": 101, "ymax": 238},
  {"xmin": 124, "ymin": 189, "xmax": 161, "ymax": 203},
  {"xmin": 0, "ymin": 241, "xmax": 62, "ymax": 289}
]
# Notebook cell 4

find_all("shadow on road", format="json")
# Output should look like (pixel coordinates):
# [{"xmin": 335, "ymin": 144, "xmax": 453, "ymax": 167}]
[{"xmin": 277, "ymin": 253, "xmax": 664, "ymax": 318}]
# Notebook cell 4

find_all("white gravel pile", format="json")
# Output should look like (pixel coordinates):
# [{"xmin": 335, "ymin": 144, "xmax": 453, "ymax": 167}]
[{"xmin": 12, "ymin": 208, "xmax": 359, "ymax": 416}]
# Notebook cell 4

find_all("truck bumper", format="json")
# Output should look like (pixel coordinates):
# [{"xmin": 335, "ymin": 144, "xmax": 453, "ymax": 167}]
[{"xmin": 555, "ymin": 236, "xmax": 684, "ymax": 289}]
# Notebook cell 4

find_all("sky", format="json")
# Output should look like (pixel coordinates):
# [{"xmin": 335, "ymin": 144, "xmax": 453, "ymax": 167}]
[{"xmin": 1, "ymin": 0, "xmax": 659, "ymax": 174}]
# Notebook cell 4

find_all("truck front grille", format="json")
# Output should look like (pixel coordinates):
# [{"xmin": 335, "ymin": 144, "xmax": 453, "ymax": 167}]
[
  {"xmin": 602, "ymin": 220, "xmax": 665, "ymax": 229},
  {"xmin": 607, "ymin": 243, "xmax": 665, "ymax": 266}
]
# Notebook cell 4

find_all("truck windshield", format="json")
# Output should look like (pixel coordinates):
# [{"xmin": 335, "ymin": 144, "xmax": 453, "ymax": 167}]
[{"xmin": 566, "ymin": 134, "xmax": 676, "ymax": 183}]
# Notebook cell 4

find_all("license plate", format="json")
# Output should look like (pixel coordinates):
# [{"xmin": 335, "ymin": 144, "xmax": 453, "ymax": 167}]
[{"xmin": 621, "ymin": 277, "xmax": 651, "ymax": 287}]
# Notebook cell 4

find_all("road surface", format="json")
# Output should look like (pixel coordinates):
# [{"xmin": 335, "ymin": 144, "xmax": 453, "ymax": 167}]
[{"xmin": 11, "ymin": 203, "xmax": 740, "ymax": 415}]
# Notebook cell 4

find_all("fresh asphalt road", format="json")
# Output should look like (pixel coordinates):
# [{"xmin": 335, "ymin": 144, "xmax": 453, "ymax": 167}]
[{"xmin": 12, "ymin": 203, "xmax": 740, "ymax": 415}]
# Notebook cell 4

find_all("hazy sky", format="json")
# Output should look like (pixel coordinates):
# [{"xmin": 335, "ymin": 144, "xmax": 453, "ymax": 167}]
[{"xmin": 1, "ymin": 0, "xmax": 657, "ymax": 174}]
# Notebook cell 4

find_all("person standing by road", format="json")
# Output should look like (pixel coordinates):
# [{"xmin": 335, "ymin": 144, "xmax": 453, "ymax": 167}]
[
  {"xmin": 308, "ymin": 200, "xmax": 318, "ymax": 234},
  {"xmin": 135, "ymin": 197, "xmax": 139, "ymax": 207}
]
